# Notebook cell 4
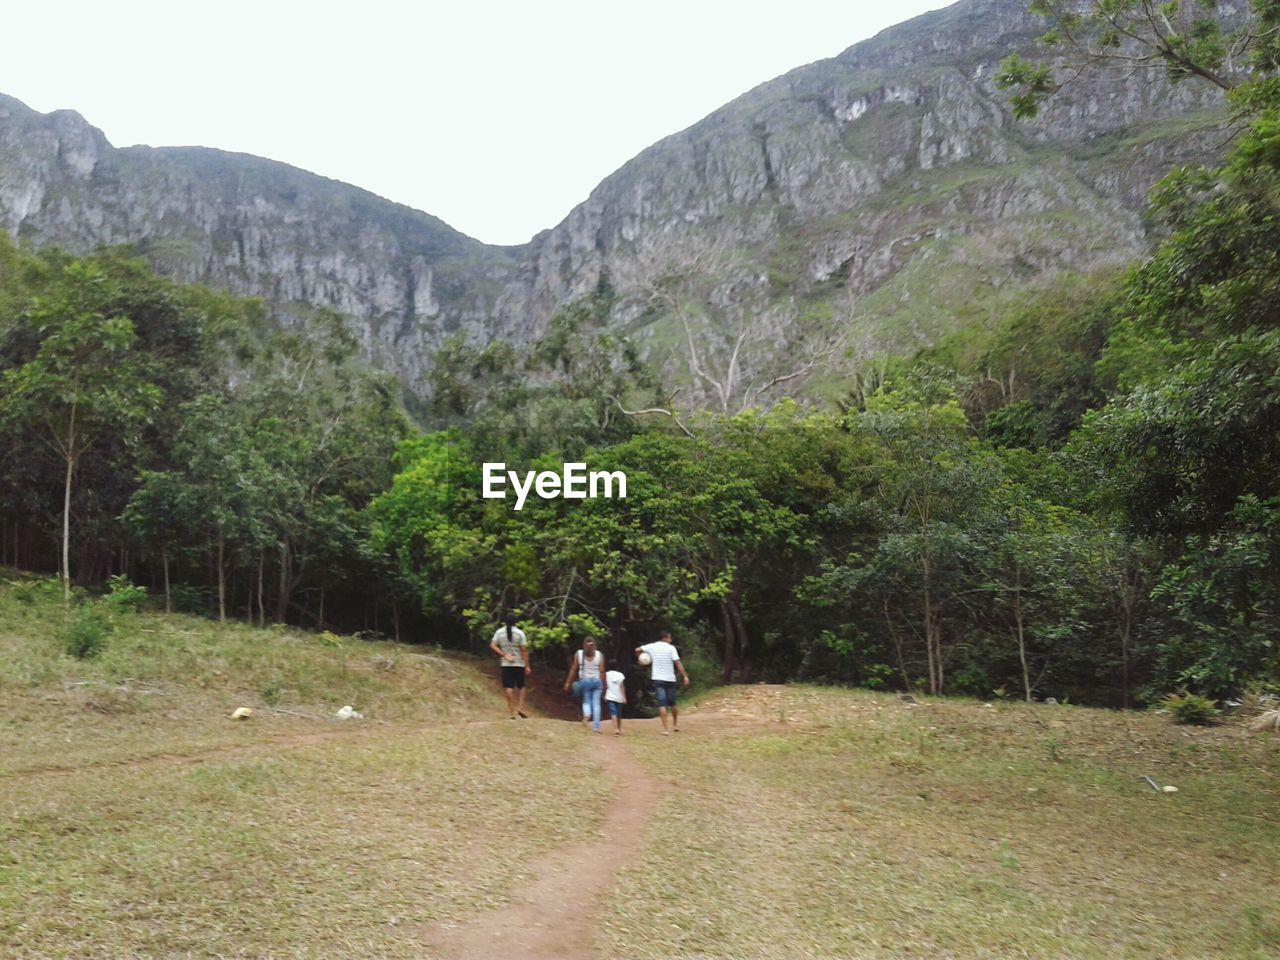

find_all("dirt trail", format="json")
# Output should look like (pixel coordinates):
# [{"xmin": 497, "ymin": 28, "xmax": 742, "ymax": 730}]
[{"xmin": 419, "ymin": 724, "xmax": 660, "ymax": 960}]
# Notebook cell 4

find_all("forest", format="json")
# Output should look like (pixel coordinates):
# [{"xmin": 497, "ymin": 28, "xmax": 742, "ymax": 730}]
[{"xmin": 2, "ymin": 1, "xmax": 1278, "ymax": 709}]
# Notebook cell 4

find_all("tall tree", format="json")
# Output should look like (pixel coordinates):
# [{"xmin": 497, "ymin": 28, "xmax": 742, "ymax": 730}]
[{"xmin": 0, "ymin": 262, "xmax": 160, "ymax": 600}]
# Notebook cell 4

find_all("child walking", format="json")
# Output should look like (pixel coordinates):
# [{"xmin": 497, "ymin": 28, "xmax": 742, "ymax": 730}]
[{"xmin": 604, "ymin": 665, "xmax": 627, "ymax": 735}]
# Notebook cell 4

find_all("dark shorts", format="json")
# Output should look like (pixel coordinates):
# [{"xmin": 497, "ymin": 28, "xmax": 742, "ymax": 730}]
[
  {"xmin": 607, "ymin": 701, "xmax": 622, "ymax": 719},
  {"xmin": 501, "ymin": 666, "xmax": 526, "ymax": 689},
  {"xmin": 654, "ymin": 680, "xmax": 678, "ymax": 707}
]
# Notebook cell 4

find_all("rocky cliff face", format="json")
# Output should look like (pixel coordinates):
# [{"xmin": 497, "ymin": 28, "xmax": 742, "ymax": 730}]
[
  {"xmin": 0, "ymin": 96, "xmax": 523, "ymax": 387},
  {"xmin": 0, "ymin": 0, "xmax": 1228, "ymax": 403}
]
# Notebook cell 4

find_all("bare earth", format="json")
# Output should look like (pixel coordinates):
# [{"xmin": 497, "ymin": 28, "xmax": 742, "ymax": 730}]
[{"xmin": 419, "ymin": 722, "xmax": 661, "ymax": 960}]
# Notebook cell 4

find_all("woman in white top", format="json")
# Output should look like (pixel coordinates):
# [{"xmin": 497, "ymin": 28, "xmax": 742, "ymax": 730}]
[{"xmin": 564, "ymin": 637, "xmax": 606, "ymax": 733}]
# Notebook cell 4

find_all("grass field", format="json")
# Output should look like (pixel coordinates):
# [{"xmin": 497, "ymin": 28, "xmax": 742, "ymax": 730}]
[
  {"xmin": 609, "ymin": 687, "xmax": 1280, "ymax": 959},
  {"xmin": 2, "ymin": 577, "xmax": 1278, "ymax": 958}
]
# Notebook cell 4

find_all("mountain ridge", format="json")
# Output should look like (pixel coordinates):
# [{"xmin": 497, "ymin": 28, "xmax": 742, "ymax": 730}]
[{"xmin": 0, "ymin": 0, "xmax": 1229, "ymax": 404}]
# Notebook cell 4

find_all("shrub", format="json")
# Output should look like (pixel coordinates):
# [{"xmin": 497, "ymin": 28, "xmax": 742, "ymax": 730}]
[
  {"xmin": 169, "ymin": 584, "xmax": 207, "ymax": 614},
  {"xmin": 260, "ymin": 679, "xmax": 285, "ymax": 706},
  {"xmin": 66, "ymin": 606, "xmax": 113, "ymax": 659},
  {"xmin": 1161, "ymin": 689, "xmax": 1219, "ymax": 726},
  {"xmin": 102, "ymin": 575, "xmax": 148, "ymax": 613},
  {"xmin": 8, "ymin": 576, "xmax": 62, "ymax": 604}
]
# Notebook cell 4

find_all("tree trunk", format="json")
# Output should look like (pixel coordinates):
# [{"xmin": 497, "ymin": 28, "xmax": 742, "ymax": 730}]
[
  {"xmin": 217, "ymin": 535, "xmax": 226, "ymax": 623},
  {"xmin": 392, "ymin": 600, "xmax": 401, "ymax": 642},
  {"xmin": 729, "ymin": 598, "xmax": 751, "ymax": 683},
  {"xmin": 720, "ymin": 601, "xmax": 737, "ymax": 684},
  {"xmin": 162, "ymin": 549, "xmax": 171, "ymax": 614},
  {"xmin": 1015, "ymin": 593, "xmax": 1031, "ymax": 703},
  {"xmin": 275, "ymin": 541, "xmax": 289, "ymax": 624},
  {"xmin": 318, "ymin": 579, "xmax": 325, "ymax": 630},
  {"xmin": 1119, "ymin": 599, "xmax": 1133, "ymax": 710},
  {"xmin": 923, "ymin": 584, "xmax": 939, "ymax": 696},
  {"xmin": 62, "ymin": 451, "xmax": 74, "ymax": 604},
  {"xmin": 258, "ymin": 554, "xmax": 266, "ymax": 628}
]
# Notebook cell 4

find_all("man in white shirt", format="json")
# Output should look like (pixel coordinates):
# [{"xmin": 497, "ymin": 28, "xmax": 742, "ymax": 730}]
[{"xmin": 635, "ymin": 630, "xmax": 690, "ymax": 734}]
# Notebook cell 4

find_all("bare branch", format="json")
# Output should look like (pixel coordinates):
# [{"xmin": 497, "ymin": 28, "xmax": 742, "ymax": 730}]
[{"xmin": 612, "ymin": 395, "xmax": 696, "ymax": 439}]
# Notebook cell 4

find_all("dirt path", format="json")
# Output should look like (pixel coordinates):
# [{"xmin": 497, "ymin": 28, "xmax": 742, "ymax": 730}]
[{"xmin": 419, "ymin": 723, "xmax": 659, "ymax": 960}]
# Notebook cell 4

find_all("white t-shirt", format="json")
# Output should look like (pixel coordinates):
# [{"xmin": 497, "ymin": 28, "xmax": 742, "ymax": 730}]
[
  {"xmin": 639, "ymin": 641, "xmax": 680, "ymax": 683},
  {"xmin": 576, "ymin": 649, "xmax": 604, "ymax": 681},
  {"xmin": 605, "ymin": 670, "xmax": 627, "ymax": 703}
]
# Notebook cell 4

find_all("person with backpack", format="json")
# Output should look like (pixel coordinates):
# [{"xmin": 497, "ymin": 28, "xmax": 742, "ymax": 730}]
[
  {"xmin": 489, "ymin": 612, "xmax": 530, "ymax": 719},
  {"xmin": 564, "ymin": 636, "xmax": 606, "ymax": 733}
]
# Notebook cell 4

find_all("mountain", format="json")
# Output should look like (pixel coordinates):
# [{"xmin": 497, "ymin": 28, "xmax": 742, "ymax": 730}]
[{"xmin": 0, "ymin": 0, "xmax": 1228, "ymax": 406}]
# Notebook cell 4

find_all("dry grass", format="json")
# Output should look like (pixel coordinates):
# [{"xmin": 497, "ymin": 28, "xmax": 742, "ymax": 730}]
[
  {"xmin": 606, "ymin": 686, "xmax": 1280, "ymax": 959},
  {"xmin": 5, "ymin": 578, "xmax": 1279, "ymax": 958},
  {"xmin": 1, "ymin": 722, "xmax": 600, "ymax": 959},
  {"xmin": 0, "ymin": 578, "xmax": 600, "ymax": 958}
]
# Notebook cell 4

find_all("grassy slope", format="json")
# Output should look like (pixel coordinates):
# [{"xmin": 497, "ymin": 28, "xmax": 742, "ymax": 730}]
[
  {"xmin": 610, "ymin": 686, "xmax": 1280, "ymax": 959},
  {"xmin": 0, "ymin": 575, "xmax": 602, "ymax": 959},
  {"xmin": 4, "ymin": 577, "xmax": 1278, "ymax": 958}
]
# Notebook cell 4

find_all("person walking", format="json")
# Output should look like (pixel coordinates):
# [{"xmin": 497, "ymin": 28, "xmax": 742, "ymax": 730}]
[
  {"xmin": 489, "ymin": 612, "xmax": 530, "ymax": 719},
  {"xmin": 604, "ymin": 664, "xmax": 627, "ymax": 735},
  {"xmin": 635, "ymin": 630, "xmax": 690, "ymax": 734},
  {"xmin": 564, "ymin": 637, "xmax": 606, "ymax": 733}
]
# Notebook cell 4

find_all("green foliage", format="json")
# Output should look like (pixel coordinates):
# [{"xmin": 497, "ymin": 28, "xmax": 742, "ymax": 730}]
[
  {"xmin": 7, "ymin": 576, "xmax": 61, "ymax": 605},
  {"xmin": 8, "ymin": 55, "xmax": 1280, "ymax": 711},
  {"xmin": 102, "ymin": 575, "xmax": 147, "ymax": 613},
  {"xmin": 1160, "ymin": 689, "xmax": 1220, "ymax": 725},
  {"xmin": 65, "ymin": 605, "xmax": 113, "ymax": 660},
  {"xmin": 423, "ymin": 295, "xmax": 659, "ymax": 459},
  {"xmin": 999, "ymin": 1, "xmax": 1280, "ymax": 118}
]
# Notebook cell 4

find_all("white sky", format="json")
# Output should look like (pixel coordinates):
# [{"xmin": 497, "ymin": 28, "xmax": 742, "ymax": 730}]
[{"xmin": 4, "ymin": 1, "xmax": 948, "ymax": 246}]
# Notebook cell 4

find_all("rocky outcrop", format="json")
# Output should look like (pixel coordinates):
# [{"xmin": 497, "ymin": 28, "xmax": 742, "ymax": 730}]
[
  {"xmin": 0, "ymin": 95, "xmax": 523, "ymax": 388},
  {"xmin": 0, "ymin": 0, "xmax": 1229, "ymax": 402}
]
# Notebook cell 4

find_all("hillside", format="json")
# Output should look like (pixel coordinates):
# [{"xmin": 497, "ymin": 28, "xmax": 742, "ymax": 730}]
[
  {"xmin": 2, "ymin": 573, "xmax": 1276, "ymax": 959},
  {"xmin": 0, "ymin": 0, "xmax": 1229, "ymax": 405}
]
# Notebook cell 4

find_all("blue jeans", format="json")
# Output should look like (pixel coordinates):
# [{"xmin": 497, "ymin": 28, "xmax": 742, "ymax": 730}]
[{"xmin": 580, "ymin": 678, "xmax": 603, "ymax": 730}]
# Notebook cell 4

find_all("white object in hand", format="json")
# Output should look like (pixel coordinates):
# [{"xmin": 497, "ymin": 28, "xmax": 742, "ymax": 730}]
[{"xmin": 638, "ymin": 652, "xmax": 652, "ymax": 666}]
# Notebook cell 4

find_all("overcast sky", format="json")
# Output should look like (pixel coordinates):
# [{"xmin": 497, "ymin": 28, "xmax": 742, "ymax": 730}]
[{"xmin": 5, "ymin": 1, "xmax": 948, "ymax": 246}]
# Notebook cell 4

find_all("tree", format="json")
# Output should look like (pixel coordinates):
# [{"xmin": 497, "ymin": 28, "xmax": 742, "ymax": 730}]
[
  {"xmin": 997, "ymin": 0, "xmax": 1280, "ymax": 119},
  {"xmin": 122, "ymin": 471, "xmax": 194, "ymax": 613},
  {"xmin": 0, "ymin": 262, "xmax": 160, "ymax": 600},
  {"xmin": 977, "ymin": 481, "xmax": 1089, "ymax": 702}
]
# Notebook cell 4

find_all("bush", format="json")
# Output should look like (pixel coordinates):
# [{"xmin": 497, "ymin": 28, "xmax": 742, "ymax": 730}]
[
  {"xmin": 66, "ymin": 606, "xmax": 113, "ymax": 660},
  {"xmin": 7, "ymin": 576, "xmax": 62, "ymax": 605},
  {"xmin": 102, "ymin": 574, "xmax": 148, "ymax": 613},
  {"xmin": 169, "ymin": 584, "xmax": 207, "ymax": 615},
  {"xmin": 1161, "ymin": 689, "xmax": 1219, "ymax": 725}
]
